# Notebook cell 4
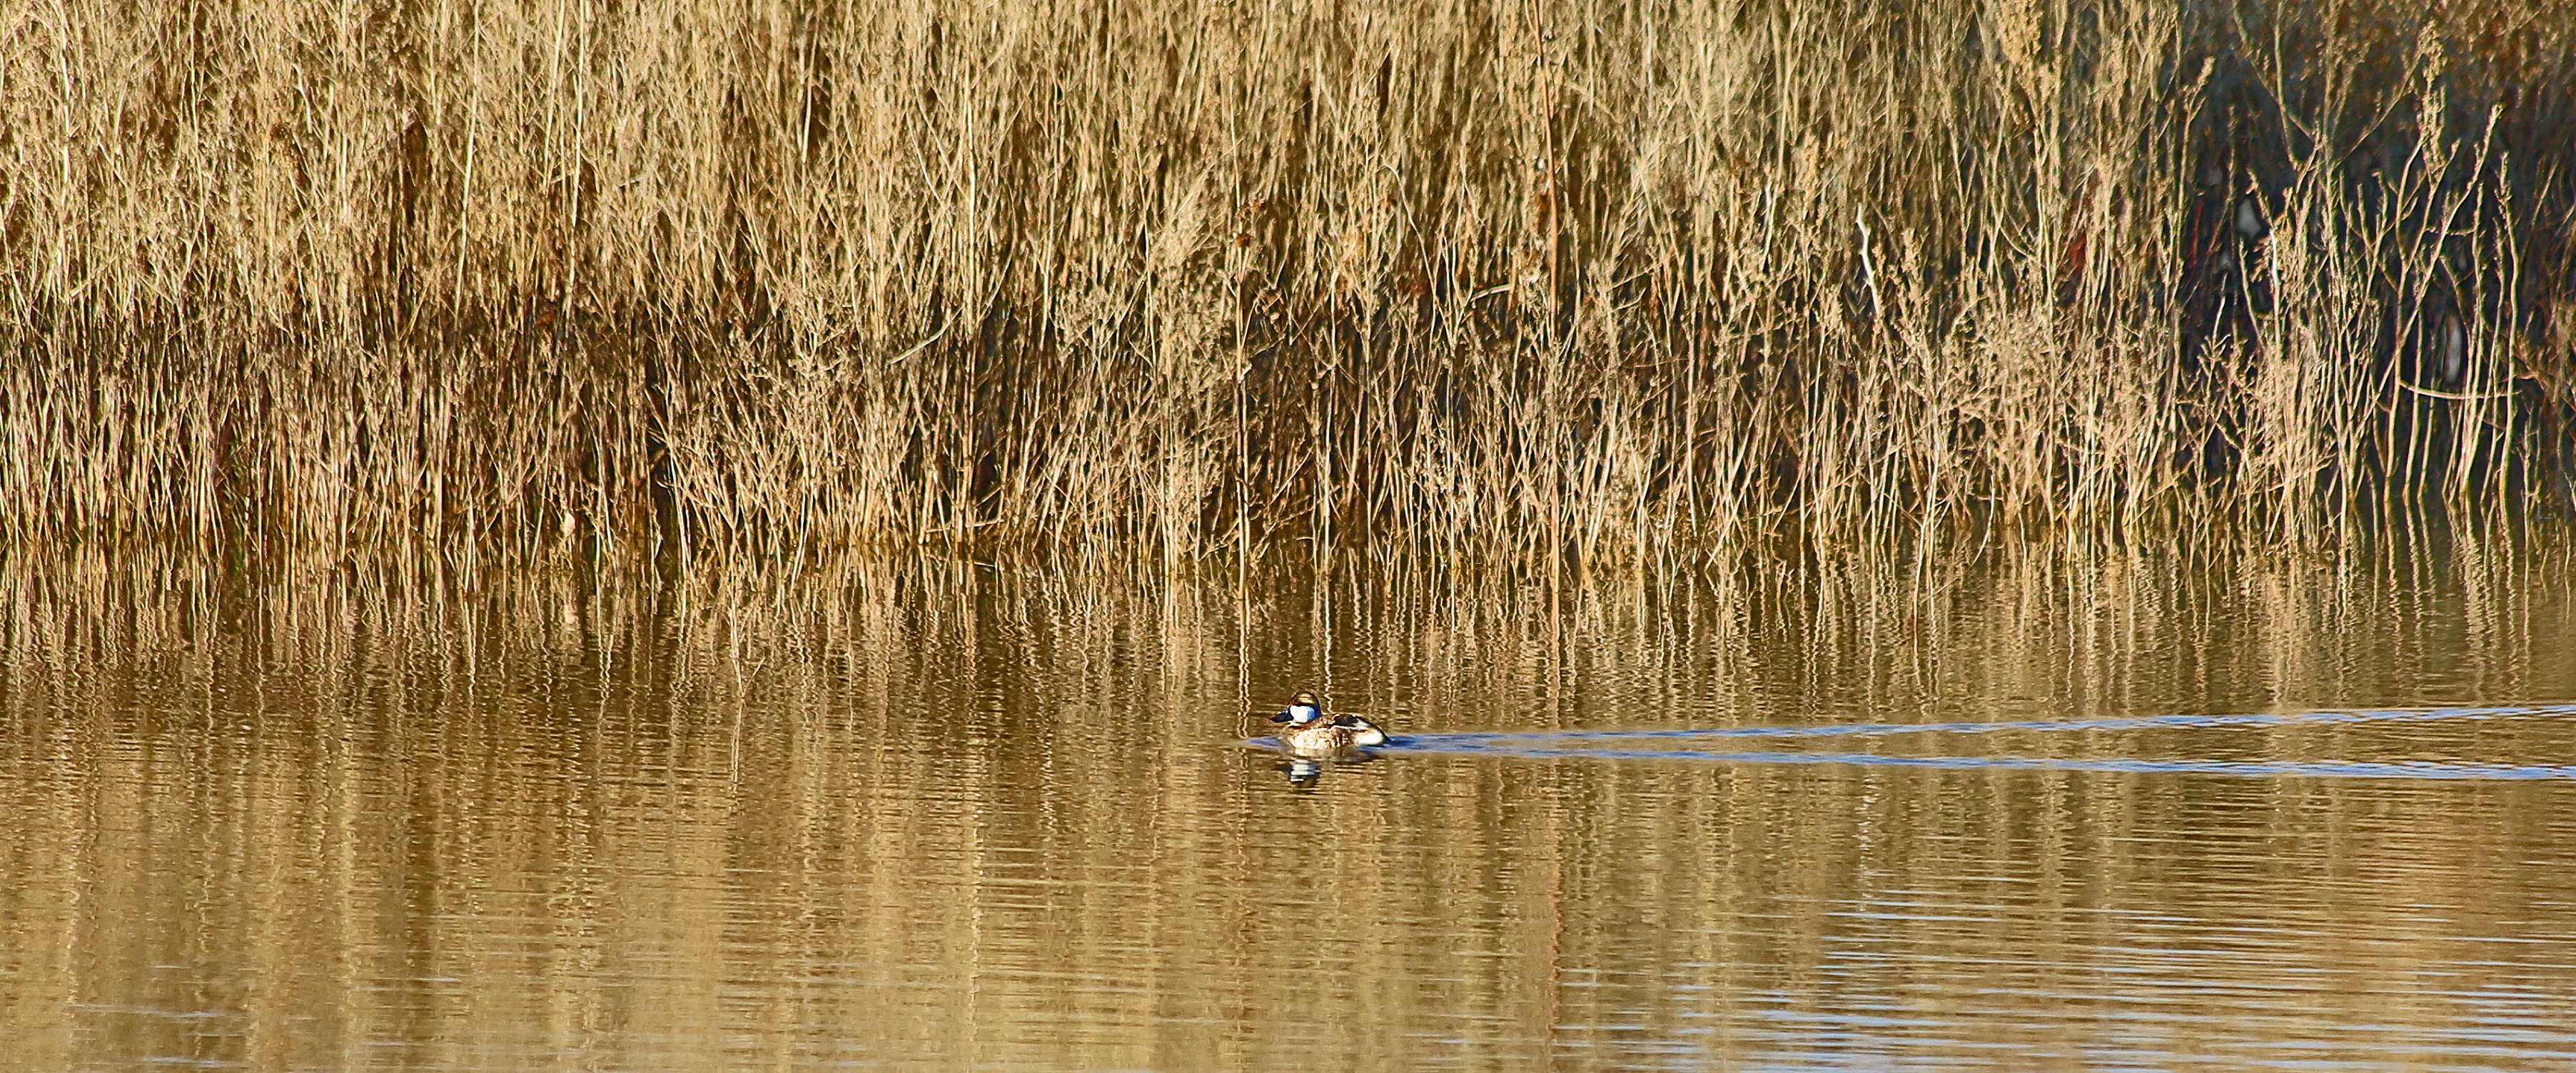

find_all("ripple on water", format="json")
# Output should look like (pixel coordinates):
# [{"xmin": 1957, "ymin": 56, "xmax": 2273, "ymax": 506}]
[{"xmin": 6, "ymin": 547, "xmax": 2576, "ymax": 1069}]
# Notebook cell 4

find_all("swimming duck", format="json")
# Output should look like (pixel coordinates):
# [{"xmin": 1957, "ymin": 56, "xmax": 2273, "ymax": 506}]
[{"xmin": 1268, "ymin": 690, "xmax": 1389, "ymax": 752}]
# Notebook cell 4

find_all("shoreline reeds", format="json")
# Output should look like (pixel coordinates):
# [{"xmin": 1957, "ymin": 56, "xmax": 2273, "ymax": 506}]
[{"xmin": 5, "ymin": 0, "xmax": 2572, "ymax": 560}]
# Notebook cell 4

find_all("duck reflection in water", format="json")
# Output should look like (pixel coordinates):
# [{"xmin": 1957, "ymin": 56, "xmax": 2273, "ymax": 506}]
[
  {"xmin": 1281, "ymin": 755, "xmax": 1324, "ymax": 787},
  {"xmin": 1275, "ymin": 747, "xmax": 1385, "ymax": 788}
]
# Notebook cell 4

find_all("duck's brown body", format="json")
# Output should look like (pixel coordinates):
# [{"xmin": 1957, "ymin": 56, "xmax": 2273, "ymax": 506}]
[
  {"xmin": 1280, "ymin": 715, "xmax": 1389, "ymax": 753},
  {"xmin": 1268, "ymin": 690, "xmax": 1390, "ymax": 755}
]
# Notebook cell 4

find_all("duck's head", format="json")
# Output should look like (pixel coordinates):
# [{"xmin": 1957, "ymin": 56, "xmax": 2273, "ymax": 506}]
[{"xmin": 1269, "ymin": 690, "xmax": 1323, "ymax": 726}]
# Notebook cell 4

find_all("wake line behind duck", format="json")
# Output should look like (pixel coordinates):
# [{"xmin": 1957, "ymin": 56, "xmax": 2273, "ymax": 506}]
[
  {"xmin": 1393, "ymin": 702, "xmax": 2576, "ymax": 751},
  {"xmin": 1243, "ymin": 702, "xmax": 2576, "ymax": 782}
]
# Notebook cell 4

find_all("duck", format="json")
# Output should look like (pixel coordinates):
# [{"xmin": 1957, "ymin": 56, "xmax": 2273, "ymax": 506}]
[{"xmin": 1268, "ymin": 690, "xmax": 1389, "ymax": 752}]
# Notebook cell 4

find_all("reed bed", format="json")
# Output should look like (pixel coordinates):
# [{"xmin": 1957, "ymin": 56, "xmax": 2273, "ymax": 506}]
[{"xmin": 4, "ymin": 0, "xmax": 2572, "ymax": 560}]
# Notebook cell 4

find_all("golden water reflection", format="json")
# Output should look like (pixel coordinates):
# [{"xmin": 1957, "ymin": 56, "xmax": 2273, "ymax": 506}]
[{"xmin": 4, "ymin": 537, "xmax": 2575, "ymax": 1069}]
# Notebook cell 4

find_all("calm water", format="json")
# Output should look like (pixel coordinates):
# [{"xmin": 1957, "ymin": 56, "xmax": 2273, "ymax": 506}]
[{"xmin": 5, "ymin": 536, "xmax": 2576, "ymax": 1070}]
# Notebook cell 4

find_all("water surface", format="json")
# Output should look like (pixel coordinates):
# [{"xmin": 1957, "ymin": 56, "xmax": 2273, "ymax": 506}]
[{"xmin": 5, "ymin": 538, "xmax": 2576, "ymax": 1069}]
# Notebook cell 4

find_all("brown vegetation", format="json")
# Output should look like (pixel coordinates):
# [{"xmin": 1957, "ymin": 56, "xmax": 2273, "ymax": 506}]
[{"xmin": 4, "ymin": 0, "xmax": 2572, "ymax": 558}]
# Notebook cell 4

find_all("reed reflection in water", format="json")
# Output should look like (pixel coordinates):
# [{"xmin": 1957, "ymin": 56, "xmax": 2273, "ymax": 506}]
[{"xmin": 3, "ymin": 536, "xmax": 2575, "ymax": 1069}]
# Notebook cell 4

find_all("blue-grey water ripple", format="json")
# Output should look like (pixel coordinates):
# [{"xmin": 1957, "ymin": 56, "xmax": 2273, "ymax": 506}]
[{"xmin": 1261, "ymin": 704, "xmax": 2576, "ymax": 780}]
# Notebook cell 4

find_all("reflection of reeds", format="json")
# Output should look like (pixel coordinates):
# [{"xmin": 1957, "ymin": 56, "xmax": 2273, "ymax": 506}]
[
  {"xmin": 5, "ymin": 0, "xmax": 2571, "ymax": 555},
  {"xmin": 2, "ymin": 539, "xmax": 2574, "ymax": 1066}
]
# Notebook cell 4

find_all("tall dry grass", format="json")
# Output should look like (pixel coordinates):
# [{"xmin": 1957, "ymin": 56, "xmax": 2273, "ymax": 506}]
[{"xmin": 3, "ymin": 0, "xmax": 2572, "ymax": 559}]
